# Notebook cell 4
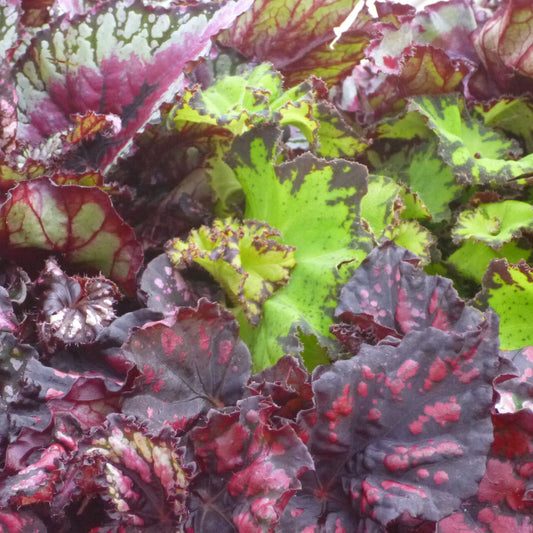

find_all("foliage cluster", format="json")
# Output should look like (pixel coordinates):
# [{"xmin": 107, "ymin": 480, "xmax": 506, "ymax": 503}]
[{"xmin": 0, "ymin": 0, "xmax": 533, "ymax": 531}]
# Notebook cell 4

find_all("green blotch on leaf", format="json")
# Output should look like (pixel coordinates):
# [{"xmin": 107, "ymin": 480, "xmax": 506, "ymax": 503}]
[
  {"xmin": 479, "ymin": 259, "xmax": 533, "ymax": 350},
  {"xmin": 227, "ymin": 125, "xmax": 371, "ymax": 370}
]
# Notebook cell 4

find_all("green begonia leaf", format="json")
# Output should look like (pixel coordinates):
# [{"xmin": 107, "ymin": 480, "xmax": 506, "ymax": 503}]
[
  {"xmin": 408, "ymin": 94, "xmax": 533, "ymax": 184},
  {"xmin": 227, "ymin": 125, "xmax": 370, "ymax": 370},
  {"xmin": 399, "ymin": 190, "xmax": 431, "ymax": 221},
  {"xmin": 478, "ymin": 259, "xmax": 533, "ymax": 350},
  {"xmin": 361, "ymin": 174, "xmax": 401, "ymax": 239},
  {"xmin": 476, "ymin": 98, "xmax": 533, "ymax": 154},
  {"xmin": 168, "ymin": 218, "xmax": 296, "ymax": 326},
  {"xmin": 448, "ymin": 240, "xmax": 531, "ymax": 283},
  {"xmin": 452, "ymin": 201, "xmax": 533, "ymax": 249},
  {"xmin": 381, "ymin": 220, "xmax": 435, "ymax": 265}
]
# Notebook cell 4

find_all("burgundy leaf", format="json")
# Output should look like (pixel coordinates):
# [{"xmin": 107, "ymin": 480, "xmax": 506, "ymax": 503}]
[
  {"xmin": 0, "ymin": 509, "xmax": 47, "ymax": 533},
  {"xmin": 121, "ymin": 299, "xmax": 252, "ymax": 431},
  {"xmin": 282, "ymin": 312, "xmax": 500, "ymax": 529},
  {"xmin": 247, "ymin": 355, "xmax": 314, "ymax": 422},
  {"xmin": 34, "ymin": 258, "xmax": 120, "ymax": 351},
  {"xmin": 0, "ymin": 177, "xmax": 143, "ymax": 295},
  {"xmin": 334, "ymin": 242, "xmax": 483, "ymax": 343},
  {"xmin": 188, "ymin": 396, "xmax": 313, "ymax": 532}
]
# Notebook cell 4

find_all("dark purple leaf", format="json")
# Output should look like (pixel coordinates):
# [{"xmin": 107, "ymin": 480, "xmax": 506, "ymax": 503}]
[
  {"xmin": 34, "ymin": 258, "xmax": 120, "ymax": 351},
  {"xmin": 121, "ymin": 299, "xmax": 252, "ymax": 431},
  {"xmin": 188, "ymin": 396, "xmax": 313, "ymax": 532},
  {"xmin": 334, "ymin": 242, "xmax": 483, "ymax": 343},
  {"xmin": 282, "ymin": 311, "xmax": 500, "ymax": 529},
  {"xmin": 140, "ymin": 253, "xmax": 198, "ymax": 315},
  {"xmin": 247, "ymin": 355, "xmax": 314, "ymax": 423}
]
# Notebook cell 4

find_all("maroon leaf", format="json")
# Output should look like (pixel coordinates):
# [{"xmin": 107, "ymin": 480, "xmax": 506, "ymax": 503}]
[
  {"xmin": 188, "ymin": 396, "xmax": 313, "ymax": 532},
  {"xmin": 282, "ymin": 311, "xmax": 500, "ymax": 529},
  {"xmin": 0, "ymin": 177, "xmax": 143, "ymax": 295},
  {"xmin": 34, "ymin": 258, "xmax": 120, "ymax": 351},
  {"xmin": 121, "ymin": 299, "xmax": 252, "ymax": 431},
  {"xmin": 334, "ymin": 242, "xmax": 483, "ymax": 343}
]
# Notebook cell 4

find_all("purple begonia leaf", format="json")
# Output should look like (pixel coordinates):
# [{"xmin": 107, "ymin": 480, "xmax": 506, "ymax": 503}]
[
  {"xmin": 282, "ymin": 312, "xmax": 499, "ymax": 530},
  {"xmin": 0, "ymin": 509, "xmax": 47, "ymax": 533},
  {"xmin": 140, "ymin": 252, "xmax": 202, "ymax": 316},
  {"xmin": 188, "ymin": 396, "xmax": 313, "ymax": 532},
  {"xmin": 14, "ymin": 0, "xmax": 254, "ymax": 173},
  {"xmin": 218, "ymin": 0, "xmax": 375, "ymax": 87},
  {"xmin": 33, "ymin": 258, "xmax": 120, "ymax": 351},
  {"xmin": 121, "ymin": 299, "xmax": 252, "ymax": 431},
  {"xmin": 438, "ymin": 397, "xmax": 533, "ymax": 532},
  {"xmin": 247, "ymin": 355, "xmax": 314, "ymax": 422},
  {"xmin": 335, "ymin": 242, "xmax": 483, "ymax": 340},
  {"xmin": 0, "ymin": 177, "xmax": 143, "ymax": 295},
  {"xmin": 55, "ymin": 414, "xmax": 194, "ymax": 528}
]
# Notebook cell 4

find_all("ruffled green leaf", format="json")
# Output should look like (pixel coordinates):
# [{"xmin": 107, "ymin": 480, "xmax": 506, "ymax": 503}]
[
  {"xmin": 382, "ymin": 220, "xmax": 435, "ymax": 265},
  {"xmin": 453, "ymin": 201, "xmax": 533, "ymax": 249},
  {"xmin": 168, "ymin": 218, "xmax": 296, "ymax": 326},
  {"xmin": 227, "ymin": 125, "xmax": 370, "ymax": 369}
]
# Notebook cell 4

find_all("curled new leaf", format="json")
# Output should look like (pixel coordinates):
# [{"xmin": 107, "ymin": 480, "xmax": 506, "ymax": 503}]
[
  {"xmin": 34, "ymin": 258, "xmax": 120, "ymax": 350},
  {"xmin": 168, "ymin": 218, "xmax": 296, "ymax": 325}
]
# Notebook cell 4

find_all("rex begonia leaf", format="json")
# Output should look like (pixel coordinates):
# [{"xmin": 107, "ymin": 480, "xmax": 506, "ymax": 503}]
[
  {"xmin": 452, "ymin": 200, "xmax": 533, "ymax": 249},
  {"xmin": 472, "ymin": 0, "xmax": 533, "ymax": 95},
  {"xmin": 247, "ymin": 354, "xmax": 314, "ymax": 422},
  {"xmin": 217, "ymin": 0, "xmax": 374, "ymax": 87},
  {"xmin": 478, "ymin": 259, "xmax": 533, "ymax": 350},
  {"xmin": 282, "ymin": 311, "xmax": 499, "ymax": 530},
  {"xmin": 381, "ymin": 220, "xmax": 435, "ymax": 265},
  {"xmin": 226, "ymin": 125, "xmax": 371, "ymax": 370},
  {"xmin": 188, "ymin": 396, "xmax": 313, "ymax": 532},
  {"xmin": 140, "ymin": 253, "xmax": 199, "ymax": 316},
  {"xmin": 0, "ymin": 177, "xmax": 143, "ymax": 295},
  {"xmin": 33, "ymin": 258, "xmax": 120, "ymax": 351},
  {"xmin": 447, "ymin": 239, "xmax": 532, "ymax": 284},
  {"xmin": 438, "ymin": 351, "xmax": 533, "ymax": 533},
  {"xmin": 335, "ymin": 242, "xmax": 483, "ymax": 339},
  {"xmin": 168, "ymin": 218, "xmax": 296, "ymax": 326},
  {"xmin": 408, "ymin": 94, "xmax": 533, "ymax": 185},
  {"xmin": 14, "ymin": 0, "xmax": 253, "ymax": 172},
  {"xmin": 121, "ymin": 299, "xmax": 252, "ymax": 431},
  {"xmin": 66, "ymin": 414, "xmax": 193, "ymax": 528}
]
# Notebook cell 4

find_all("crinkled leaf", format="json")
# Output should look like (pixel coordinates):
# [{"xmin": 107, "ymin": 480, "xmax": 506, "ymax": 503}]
[
  {"xmin": 382, "ymin": 220, "xmax": 435, "ymax": 265},
  {"xmin": 227, "ymin": 125, "xmax": 371, "ymax": 370},
  {"xmin": 34, "ymin": 258, "xmax": 120, "ymax": 350},
  {"xmin": 336, "ymin": 243, "xmax": 483, "ymax": 338},
  {"xmin": 408, "ymin": 94, "xmax": 533, "ymax": 185},
  {"xmin": 448, "ymin": 239, "xmax": 532, "ymax": 284},
  {"xmin": 121, "ymin": 299, "xmax": 252, "ymax": 431},
  {"xmin": 218, "ymin": 0, "xmax": 373, "ymax": 86},
  {"xmin": 64, "ymin": 414, "xmax": 193, "ymax": 528},
  {"xmin": 282, "ymin": 312, "xmax": 499, "ymax": 529},
  {"xmin": 452, "ymin": 200, "xmax": 533, "ymax": 249},
  {"xmin": 478, "ymin": 258, "xmax": 533, "ymax": 350},
  {"xmin": 168, "ymin": 218, "xmax": 296, "ymax": 326},
  {"xmin": 0, "ymin": 177, "xmax": 143, "ymax": 295},
  {"xmin": 188, "ymin": 396, "xmax": 313, "ymax": 531},
  {"xmin": 14, "ymin": 0, "xmax": 254, "ymax": 171}
]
